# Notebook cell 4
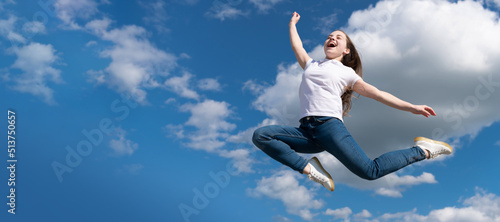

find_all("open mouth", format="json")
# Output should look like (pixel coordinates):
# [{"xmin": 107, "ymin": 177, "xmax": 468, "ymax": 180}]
[{"xmin": 327, "ymin": 42, "xmax": 336, "ymax": 48}]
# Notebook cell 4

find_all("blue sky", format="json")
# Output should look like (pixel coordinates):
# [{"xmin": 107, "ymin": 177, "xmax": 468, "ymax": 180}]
[{"xmin": 1, "ymin": 0, "xmax": 500, "ymax": 221}]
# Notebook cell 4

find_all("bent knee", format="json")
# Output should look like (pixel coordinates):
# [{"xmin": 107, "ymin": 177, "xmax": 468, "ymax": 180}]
[
  {"xmin": 252, "ymin": 127, "xmax": 268, "ymax": 147},
  {"xmin": 357, "ymin": 170, "xmax": 381, "ymax": 181}
]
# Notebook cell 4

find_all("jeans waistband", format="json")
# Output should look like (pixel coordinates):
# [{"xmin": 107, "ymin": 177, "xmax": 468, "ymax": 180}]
[{"xmin": 299, "ymin": 116, "xmax": 335, "ymax": 125}]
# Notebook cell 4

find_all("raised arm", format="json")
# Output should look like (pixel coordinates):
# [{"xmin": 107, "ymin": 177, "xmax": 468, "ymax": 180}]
[
  {"xmin": 353, "ymin": 79, "xmax": 436, "ymax": 117},
  {"xmin": 289, "ymin": 12, "xmax": 311, "ymax": 70}
]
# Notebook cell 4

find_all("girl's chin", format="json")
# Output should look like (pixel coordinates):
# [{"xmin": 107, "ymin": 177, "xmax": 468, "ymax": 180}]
[{"xmin": 324, "ymin": 53, "xmax": 341, "ymax": 60}]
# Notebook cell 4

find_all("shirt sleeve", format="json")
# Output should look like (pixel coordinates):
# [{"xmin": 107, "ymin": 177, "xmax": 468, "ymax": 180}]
[
  {"xmin": 304, "ymin": 58, "xmax": 314, "ymax": 70},
  {"xmin": 349, "ymin": 70, "xmax": 361, "ymax": 87}
]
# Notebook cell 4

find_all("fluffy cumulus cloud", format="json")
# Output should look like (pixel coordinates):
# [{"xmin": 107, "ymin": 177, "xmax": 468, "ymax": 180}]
[
  {"xmin": 341, "ymin": 0, "xmax": 500, "ymax": 149},
  {"xmin": 9, "ymin": 42, "xmax": 62, "ymax": 104},
  {"xmin": 321, "ymin": 188, "xmax": 500, "ymax": 221},
  {"xmin": 324, "ymin": 207, "xmax": 352, "ymax": 222},
  {"xmin": 247, "ymin": 170, "xmax": 324, "ymax": 221},
  {"xmin": 164, "ymin": 72, "xmax": 200, "ymax": 100},
  {"xmin": 197, "ymin": 78, "xmax": 221, "ymax": 91},
  {"xmin": 85, "ymin": 18, "xmax": 178, "ymax": 104},
  {"xmin": 166, "ymin": 99, "xmax": 236, "ymax": 152},
  {"xmin": 245, "ymin": 0, "xmax": 500, "ymax": 199}
]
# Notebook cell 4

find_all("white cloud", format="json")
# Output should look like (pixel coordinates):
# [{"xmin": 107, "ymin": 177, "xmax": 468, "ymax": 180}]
[
  {"xmin": 251, "ymin": 62, "xmax": 303, "ymax": 125},
  {"xmin": 9, "ymin": 42, "xmax": 62, "ymax": 104},
  {"xmin": 378, "ymin": 188, "xmax": 500, "ymax": 222},
  {"xmin": 0, "ymin": 16, "xmax": 26, "ymax": 43},
  {"xmin": 197, "ymin": 78, "xmax": 221, "ymax": 91},
  {"xmin": 243, "ymin": 79, "xmax": 267, "ymax": 95},
  {"xmin": 85, "ymin": 19, "xmax": 178, "ymax": 104},
  {"xmin": 165, "ymin": 99, "xmax": 256, "ymax": 174},
  {"xmin": 173, "ymin": 99, "xmax": 236, "ymax": 152},
  {"xmin": 22, "ymin": 21, "xmax": 46, "ymax": 35},
  {"xmin": 353, "ymin": 209, "xmax": 372, "ymax": 221},
  {"xmin": 219, "ymin": 148, "xmax": 255, "ymax": 173},
  {"xmin": 323, "ymin": 189, "xmax": 500, "ymax": 222},
  {"xmin": 205, "ymin": 3, "xmax": 248, "ymax": 21},
  {"xmin": 324, "ymin": 207, "xmax": 352, "ymax": 222},
  {"xmin": 164, "ymin": 72, "xmax": 200, "ymax": 100},
  {"xmin": 272, "ymin": 215, "xmax": 292, "ymax": 222},
  {"xmin": 249, "ymin": 0, "xmax": 284, "ymax": 13},
  {"xmin": 109, "ymin": 127, "xmax": 138, "ymax": 156},
  {"xmin": 54, "ymin": 0, "xmax": 100, "ymax": 29},
  {"xmin": 247, "ymin": 170, "xmax": 324, "ymax": 221},
  {"xmin": 340, "ymin": 0, "xmax": 500, "ymax": 148}
]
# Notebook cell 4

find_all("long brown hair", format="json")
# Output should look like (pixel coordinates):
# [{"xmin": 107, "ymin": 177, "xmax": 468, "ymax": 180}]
[{"xmin": 338, "ymin": 30, "xmax": 363, "ymax": 116}]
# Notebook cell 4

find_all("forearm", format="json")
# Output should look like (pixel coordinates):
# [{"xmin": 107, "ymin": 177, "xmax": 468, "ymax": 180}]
[
  {"xmin": 375, "ymin": 91, "xmax": 416, "ymax": 112},
  {"xmin": 289, "ymin": 24, "xmax": 303, "ymax": 51}
]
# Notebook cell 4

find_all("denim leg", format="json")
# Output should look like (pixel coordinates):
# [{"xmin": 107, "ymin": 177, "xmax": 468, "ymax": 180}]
[
  {"xmin": 252, "ymin": 125, "xmax": 324, "ymax": 173},
  {"xmin": 314, "ymin": 118, "xmax": 426, "ymax": 180}
]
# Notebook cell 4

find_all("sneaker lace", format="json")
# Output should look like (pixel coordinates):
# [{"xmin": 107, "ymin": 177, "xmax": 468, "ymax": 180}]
[
  {"xmin": 308, "ymin": 171, "xmax": 328, "ymax": 184},
  {"xmin": 429, "ymin": 148, "xmax": 446, "ymax": 159}
]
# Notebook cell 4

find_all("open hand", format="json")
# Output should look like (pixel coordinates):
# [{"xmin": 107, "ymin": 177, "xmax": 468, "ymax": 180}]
[
  {"xmin": 411, "ymin": 105, "xmax": 436, "ymax": 118},
  {"xmin": 290, "ymin": 12, "xmax": 300, "ymax": 26}
]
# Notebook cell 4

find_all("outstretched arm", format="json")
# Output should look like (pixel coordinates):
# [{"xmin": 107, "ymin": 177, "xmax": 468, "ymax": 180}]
[
  {"xmin": 289, "ymin": 12, "xmax": 311, "ymax": 70},
  {"xmin": 353, "ymin": 79, "xmax": 436, "ymax": 117}
]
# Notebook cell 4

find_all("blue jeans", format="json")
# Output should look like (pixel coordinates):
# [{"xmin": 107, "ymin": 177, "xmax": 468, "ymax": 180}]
[{"xmin": 252, "ymin": 116, "xmax": 426, "ymax": 180}]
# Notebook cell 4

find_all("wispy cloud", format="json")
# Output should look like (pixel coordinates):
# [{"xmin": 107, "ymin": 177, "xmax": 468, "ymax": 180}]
[
  {"xmin": 0, "ymin": 15, "xmax": 27, "ymax": 44},
  {"xmin": 314, "ymin": 12, "xmax": 341, "ymax": 35},
  {"xmin": 0, "ymin": 0, "xmax": 15, "ymax": 11},
  {"xmin": 53, "ymin": 0, "xmax": 101, "ymax": 29},
  {"xmin": 249, "ymin": 0, "xmax": 284, "ymax": 13},
  {"xmin": 109, "ymin": 127, "xmax": 138, "ymax": 156},
  {"xmin": 140, "ymin": 0, "xmax": 169, "ymax": 33},
  {"xmin": 205, "ymin": 3, "xmax": 248, "ymax": 21},
  {"xmin": 116, "ymin": 163, "xmax": 144, "ymax": 175}
]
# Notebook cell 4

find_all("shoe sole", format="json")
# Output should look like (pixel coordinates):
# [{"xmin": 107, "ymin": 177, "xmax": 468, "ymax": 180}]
[
  {"xmin": 414, "ymin": 137, "xmax": 453, "ymax": 152},
  {"xmin": 311, "ymin": 157, "xmax": 335, "ymax": 192}
]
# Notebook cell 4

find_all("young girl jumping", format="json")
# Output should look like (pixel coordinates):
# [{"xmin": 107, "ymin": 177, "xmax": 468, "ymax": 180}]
[{"xmin": 252, "ymin": 12, "xmax": 453, "ymax": 191}]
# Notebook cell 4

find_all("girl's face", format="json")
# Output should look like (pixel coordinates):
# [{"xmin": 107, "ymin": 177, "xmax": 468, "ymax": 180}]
[{"xmin": 324, "ymin": 31, "xmax": 350, "ymax": 61}]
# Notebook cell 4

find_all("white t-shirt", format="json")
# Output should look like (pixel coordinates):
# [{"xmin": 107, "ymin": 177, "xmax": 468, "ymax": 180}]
[{"xmin": 299, "ymin": 58, "xmax": 361, "ymax": 122}]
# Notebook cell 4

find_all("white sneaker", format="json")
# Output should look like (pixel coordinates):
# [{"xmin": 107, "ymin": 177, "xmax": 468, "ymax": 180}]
[
  {"xmin": 414, "ymin": 137, "xmax": 453, "ymax": 159},
  {"xmin": 307, "ymin": 157, "xmax": 334, "ymax": 191}
]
